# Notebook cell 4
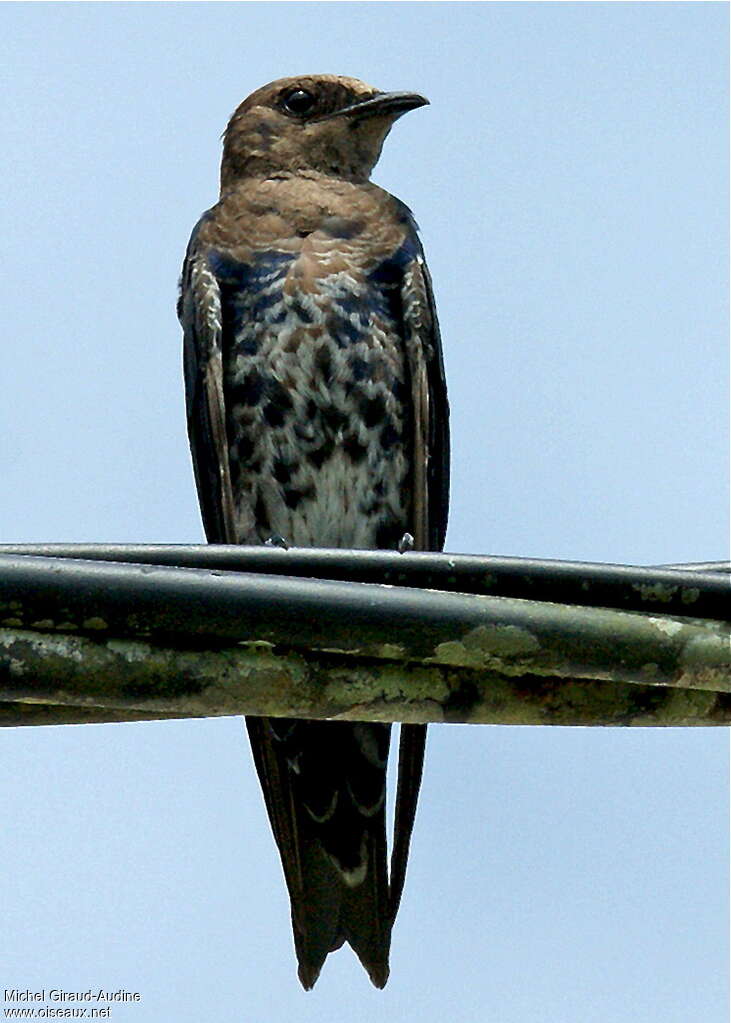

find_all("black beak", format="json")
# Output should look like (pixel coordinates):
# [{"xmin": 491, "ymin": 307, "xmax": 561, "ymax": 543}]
[{"xmin": 318, "ymin": 91, "xmax": 429, "ymax": 122}]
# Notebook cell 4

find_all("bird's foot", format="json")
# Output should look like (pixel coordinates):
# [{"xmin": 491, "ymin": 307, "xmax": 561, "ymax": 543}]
[
  {"xmin": 265, "ymin": 533, "xmax": 291, "ymax": 550},
  {"xmin": 397, "ymin": 532, "xmax": 414, "ymax": 554}
]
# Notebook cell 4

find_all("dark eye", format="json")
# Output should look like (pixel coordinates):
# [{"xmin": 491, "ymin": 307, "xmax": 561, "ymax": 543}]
[{"xmin": 282, "ymin": 88, "xmax": 316, "ymax": 116}]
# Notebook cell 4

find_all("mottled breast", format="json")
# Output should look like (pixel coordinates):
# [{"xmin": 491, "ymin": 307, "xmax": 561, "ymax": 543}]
[{"xmin": 201, "ymin": 180, "xmax": 416, "ymax": 548}]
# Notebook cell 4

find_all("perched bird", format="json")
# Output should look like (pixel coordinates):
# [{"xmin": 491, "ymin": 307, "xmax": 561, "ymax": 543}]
[{"xmin": 178, "ymin": 74, "xmax": 449, "ymax": 988}]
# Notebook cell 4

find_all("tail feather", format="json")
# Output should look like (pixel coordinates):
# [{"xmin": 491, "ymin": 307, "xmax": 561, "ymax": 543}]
[
  {"xmin": 291, "ymin": 841, "xmax": 344, "ymax": 989},
  {"xmin": 338, "ymin": 797, "xmax": 391, "ymax": 987}
]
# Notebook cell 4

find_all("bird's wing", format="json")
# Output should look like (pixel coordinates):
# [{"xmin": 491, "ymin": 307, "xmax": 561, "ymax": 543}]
[
  {"xmin": 389, "ymin": 208, "xmax": 450, "ymax": 922},
  {"xmin": 178, "ymin": 214, "xmax": 237, "ymax": 544}
]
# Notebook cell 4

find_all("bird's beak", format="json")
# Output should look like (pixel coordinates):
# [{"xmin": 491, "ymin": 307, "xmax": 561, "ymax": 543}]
[{"xmin": 317, "ymin": 91, "xmax": 429, "ymax": 123}]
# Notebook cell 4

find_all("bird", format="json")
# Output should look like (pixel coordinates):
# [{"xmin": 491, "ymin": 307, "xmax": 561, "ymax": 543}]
[{"xmin": 178, "ymin": 74, "xmax": 449, "ymax": 989}]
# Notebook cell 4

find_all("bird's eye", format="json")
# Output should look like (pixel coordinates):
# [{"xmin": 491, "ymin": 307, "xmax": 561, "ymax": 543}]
[{"xmin": 282, "ymin": 88, "xmax": 316, "ymax": 116}]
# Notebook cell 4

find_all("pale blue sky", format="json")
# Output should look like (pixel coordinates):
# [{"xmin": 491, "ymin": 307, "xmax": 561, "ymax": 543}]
[{"xmin": 1, "ymin": 4, "xmax": 728, "ymax": 1021}]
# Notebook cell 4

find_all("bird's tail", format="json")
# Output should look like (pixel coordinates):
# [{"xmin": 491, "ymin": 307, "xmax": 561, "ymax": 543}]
[
  {"xmin": 291, "ymin": 803, "xmax": 391, "ymax": 989},
  {"xmin": 245, "ymin": 717, "xmax": 425, "ymax": 988}
]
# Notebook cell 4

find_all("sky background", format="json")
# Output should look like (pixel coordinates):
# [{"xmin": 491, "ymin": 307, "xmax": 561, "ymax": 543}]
[{"xmin": 1, "ymin": 3, "xmax": 728, "ymax": 1021}]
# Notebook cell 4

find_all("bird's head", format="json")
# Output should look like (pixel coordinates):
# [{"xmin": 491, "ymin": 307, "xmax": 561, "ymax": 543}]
[{"xmin": 220, "ymin": 74, "xmax": 428, "ymax": 190}]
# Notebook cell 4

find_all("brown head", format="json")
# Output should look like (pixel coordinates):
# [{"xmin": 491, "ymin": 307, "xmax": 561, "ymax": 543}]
[{"xmin": 220, "ymin": 74, "xmax": 428, "ymax": 191}]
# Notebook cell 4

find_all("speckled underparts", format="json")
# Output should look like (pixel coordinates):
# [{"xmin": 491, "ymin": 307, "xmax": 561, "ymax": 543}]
[{"xmin": 211, "ymin": 238, "xmax": 414, "ymax": 548}]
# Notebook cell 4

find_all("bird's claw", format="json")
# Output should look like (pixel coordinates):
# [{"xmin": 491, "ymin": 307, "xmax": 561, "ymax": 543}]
[
  {"xmin": 265, "ymin": 533, "xmax": 291, "ymax": 550},
  {"xmin": 398, "ymin": 532, "xmax": 415, "ymax": 554}
]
